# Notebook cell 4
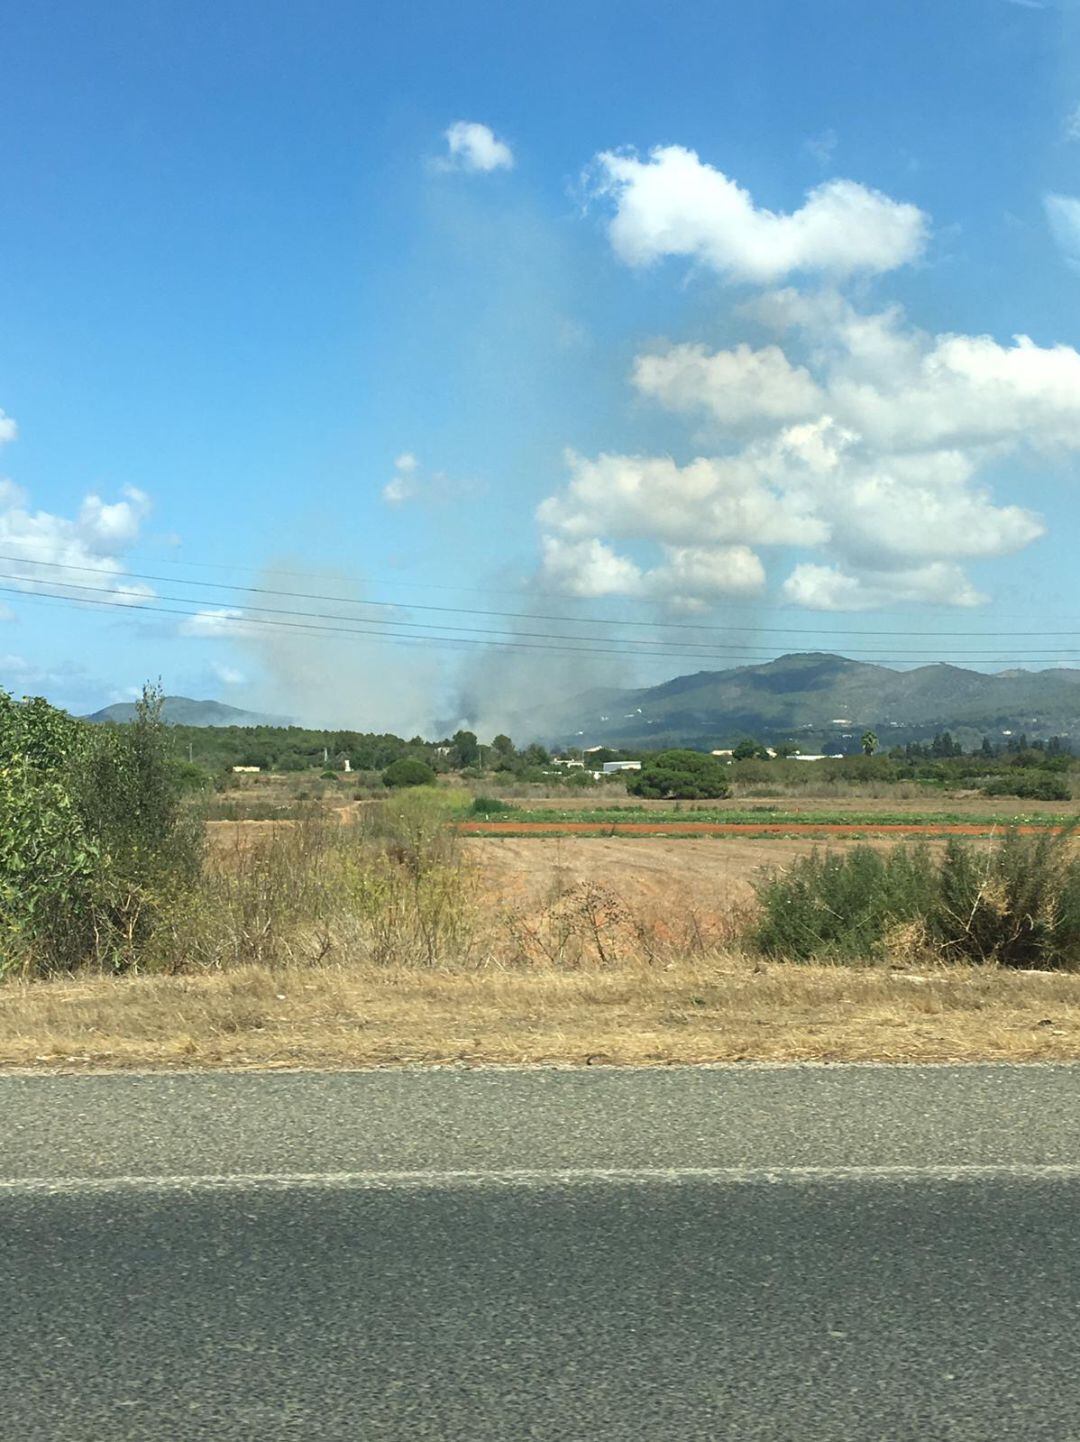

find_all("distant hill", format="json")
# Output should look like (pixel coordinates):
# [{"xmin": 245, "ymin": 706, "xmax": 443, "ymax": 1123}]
[
  {"xmin": 83, "ymin": 696, "xmax": 290, "ymax": 728},
  {"xmin": 546, "ymin": 653, "xmax": 1080, "ymax": 751}
]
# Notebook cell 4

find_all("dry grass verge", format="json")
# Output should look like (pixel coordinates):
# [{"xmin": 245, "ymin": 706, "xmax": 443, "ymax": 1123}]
[{"xmin": 3, "ymin": 956, "xmax": 1080, "ymax": 1071}]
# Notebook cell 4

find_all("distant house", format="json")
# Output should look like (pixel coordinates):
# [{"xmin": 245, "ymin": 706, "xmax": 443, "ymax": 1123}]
[
  {"xmin": 602, "ymin": 760, "xmax": 641, "ymax": 774},
  {"xmin": 232, "ymin": 765, "xmax": 261, "ymax": 774}
]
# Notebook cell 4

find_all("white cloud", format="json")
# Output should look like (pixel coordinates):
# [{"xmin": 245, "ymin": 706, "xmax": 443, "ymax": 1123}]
[
  {"xmin": 740, "ymin": 289, "xmax": 1080, "ymax": 452},
  {"xmin": 536, "ymin": 278, "xmax": 1065, "ymax": 611},
  {"xmin": 1066, "ymin": 105, "xmax": 1080, "ymax": 141},
  {"xmin": 179, "ymin": 608, "xmax": 249, "ymax": 638},
  {"xmin": 0, "ymin": 470, "xmax": 154, "ymax": 605},
  {"xmin": 539, "ymin": 536, "xmax": 644, "ymax": 597},
  {"xmin": 0, "ymin": 412, "xmax": 16, "ymax": 445},
  {"xmin": 1045, "ymin": 193, "xmax": 1080, "ymax": 269},
  {"xmin": 632, "ymin": 342, "xmax": 824, "ymax": 430},
  {"xmin": 783, "ymin": 562, "xmax": 986, "ymax": 611},
  {"xmin": 442, "ymin": 121, "xmax": 514, "ymax": 173},
  {"xmin": 212, "ymin": 662, "xmax": 246, "ymax": 685},
  {"xmin": 590, "ymin": 145, "xmax": 927, "ymax": 282},
  {"xmin": 539, "ymin": 534, "xmax": 764, "ymax": 608},
  {"xmin": 538, "ymin": 448, "xmax": 828, "ymax": 550}
]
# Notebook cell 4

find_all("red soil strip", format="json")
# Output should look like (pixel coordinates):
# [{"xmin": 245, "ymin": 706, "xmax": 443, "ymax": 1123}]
[{"xmin": 457, "ymin": 820, "xmax": 1057, "ymax": 837}]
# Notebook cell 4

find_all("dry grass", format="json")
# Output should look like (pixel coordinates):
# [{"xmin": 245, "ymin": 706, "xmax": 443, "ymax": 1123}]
[
  {"xmin": 3, "ymin": 955, "xmax": 1080, "ymax": 1071},
  {"xmin": 8, "ymin": 800, "xmax": 1080, "ymax": 1072}
]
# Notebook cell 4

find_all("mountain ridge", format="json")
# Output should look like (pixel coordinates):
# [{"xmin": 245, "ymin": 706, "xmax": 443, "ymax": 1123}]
[
  {"xmin": 82, "ymin": 696, "xmax": 291, "ymax": 728},
  {"xmin": 544, "ymin": 653, "xmax": 1080, "ymax": 751}
]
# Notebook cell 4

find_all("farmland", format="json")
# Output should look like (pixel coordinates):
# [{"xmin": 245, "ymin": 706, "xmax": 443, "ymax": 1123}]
[{"xmin": 8, "ymin": 690, "xmax": 1080, "ymax": 1071}]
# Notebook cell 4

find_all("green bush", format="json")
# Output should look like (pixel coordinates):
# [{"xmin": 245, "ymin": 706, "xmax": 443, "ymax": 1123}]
[
  {"xmin": 752, "ymin": 844, "xmax": 938, "ymax": 963},
  {"xmin": 382, "ymin": 758, "xmax": 437, "ymax": 789},
  {"xmin": 0, "ymin": 685, "xmax": 202, "ymax": 976},
  {"xmin": 469, "ymin": 796, "xmax": 513, "ymax": 816},
  {"xmin": 751, "ymin": 829, "xmax": 1080, "ymax": 969},
  {"xmin": 627, "ymin": 749, "xmax": 731, "ymax": 800},
  {"xmin": 982, "ymin": 773, "xmax": 1071, "ymax": 801}
]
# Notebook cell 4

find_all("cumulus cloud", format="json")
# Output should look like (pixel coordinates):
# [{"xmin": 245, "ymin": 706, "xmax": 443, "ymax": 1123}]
[
  {"xmin": 442, "ymin": 121, "xmax": 514, "ymax": 173},
  {"xmin": 538, "ymin": 448, "xmax": 827, "ymax": 551},
  {"xmin": 540, "ymin": 535, "xmax": 763, "ymax": 610},
  {"xmin": 783, "ymin": 562, "xmax": 986, "ymax": 611},
  {"xmin": 590, "ymin": 145, "xmax": 927, "ymax": 282},
  {"xmin": 536, "ymin": 275, "xmax": 1065, "ymax": 610},
  {"xmin": 0, "ymin": 412, "xmax": 16, "ymax": 445},
  {"xmin": 632, "ymin": 342, "xmax": 823, "ymax": 430},
  {"xmin": 0, "ymin": 473, "xmax": 154, "ymax": 604}
]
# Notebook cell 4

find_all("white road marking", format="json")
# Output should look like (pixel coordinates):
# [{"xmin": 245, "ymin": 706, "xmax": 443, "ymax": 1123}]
[{"xmin": 2, "ymin": 1164, "xmax": 1080, "ymax": 1194}]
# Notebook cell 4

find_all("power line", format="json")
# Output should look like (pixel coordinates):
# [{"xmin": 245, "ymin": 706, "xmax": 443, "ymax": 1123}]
[
  {"xmin": 5, "ymin": 579, "xmax": 1080, "ymax": 667},
  {"xmin": 18, "ymin": 571, "xmax": 1080, "ymax": 658},
  {"xmin": 4, "ymin": 550, "xmax": 1080, "ymax": 640}
]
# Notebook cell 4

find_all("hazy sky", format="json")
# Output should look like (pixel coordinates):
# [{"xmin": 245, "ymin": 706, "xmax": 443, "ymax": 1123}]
[{"xmin": 3, "ymin": 0, "xmax": 1080, "ymax": 729}]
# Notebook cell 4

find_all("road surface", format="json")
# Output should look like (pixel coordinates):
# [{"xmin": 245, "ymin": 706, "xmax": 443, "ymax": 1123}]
[{"xmin": 3, "ymin": 1065, "xmax": 1080, "ymax": 1439}]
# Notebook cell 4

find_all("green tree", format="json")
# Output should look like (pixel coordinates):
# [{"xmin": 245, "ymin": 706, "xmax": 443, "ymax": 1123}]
[
  {"xmin": 627, "ymin": 749, "xmax": 731, "ymax": 800},
  {"xmin": 861, "ymin": 730, "xmax": 878, "ymax": 757},
  {"xmin": 383, "ymin": 757, "xmax": 437, "ymax": 789},
  {"xmin": 491, "ymin": 734, "xmax": 515, "ymax": 758},
  {"xmin": 450, "ymin": 730, "xmax": 479, "ymax": 768},
  {"xmin": 732, "ymin": 737, "xmax": 767, "ymax": 761}
]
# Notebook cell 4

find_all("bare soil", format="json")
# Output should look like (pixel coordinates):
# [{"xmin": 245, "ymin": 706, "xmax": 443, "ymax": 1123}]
[{"xmin": 459, "ymin": 819, "xmax": 1058, "ymax": 837}]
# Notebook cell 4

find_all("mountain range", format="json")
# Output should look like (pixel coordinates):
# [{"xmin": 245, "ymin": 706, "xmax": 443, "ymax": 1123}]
[
  {"xmin": 82, "ymin": 697, "xmax": 288, "ymax": 728},
  {"xmin": 545, "ymin": 653, "xmax": 1080, "ymax": 752}
]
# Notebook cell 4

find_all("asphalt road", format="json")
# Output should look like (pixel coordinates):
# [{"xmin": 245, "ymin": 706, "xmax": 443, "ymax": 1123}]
[{"xmin": 3, "ymin": 1065, "xmax": 1080, "ymax": 1440}]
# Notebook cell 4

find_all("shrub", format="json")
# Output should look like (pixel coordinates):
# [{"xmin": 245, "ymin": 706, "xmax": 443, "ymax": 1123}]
[
  {"xmin": 627, "ymin": 749, "xmax": 731, "ymax": 800},
  {"xmin": 751, "ymin": 829, "xmax": 1080, "ymax": 969},
  {"xmin": 382, "ymin": 758, "xmax": 437, "ymax": 789},
  {"xmin": 0, "ymin": 685, "xmax": 202, "ymax": 976},
  {"xmin": 982, "ymin": 773, "xmax": 1071, "ymax": 802},
  {"xmin": 752, "ymin": 844, "xmax": 938, "ymax": 963},
  {"xmin": 469, "ymin": 796, "xmax": 513, "ymax": 816}
]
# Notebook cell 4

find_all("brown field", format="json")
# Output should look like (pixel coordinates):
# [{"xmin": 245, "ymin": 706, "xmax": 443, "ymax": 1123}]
[
  {"xmin": 463, "ymin": 834, "xmax": 839, "ymax": 920},
  {"xmin": 7, "ymin": 809, "xmax": 1080, "ymax": 1074}
]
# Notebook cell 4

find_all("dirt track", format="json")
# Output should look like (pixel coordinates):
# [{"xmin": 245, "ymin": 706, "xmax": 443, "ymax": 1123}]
[{"xmin": 458, "ymin": 820, "xmax": 1055, "ymax": 837}]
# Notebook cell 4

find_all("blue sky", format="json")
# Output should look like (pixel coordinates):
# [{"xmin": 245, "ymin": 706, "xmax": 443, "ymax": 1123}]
[{"xmin": 2, "ymin": 0, "xmax": 1080, "ymax": 732}]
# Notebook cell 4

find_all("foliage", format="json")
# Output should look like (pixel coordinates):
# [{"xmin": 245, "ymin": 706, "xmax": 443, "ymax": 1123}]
[
  {"xmin": 468, "ymin": 795, "xmax": 514, "ymax": 816},
  {"xmin": 983, "ymin": 773, "xmax": 1071, "ymax": 801},
  {"xmin": 752, "ymin": 844, "xmax": 938, "ymax": 963},
  {"xmin": 382, "ymin": 757, "xmax": 437, "ymax": 789},
  {"xmin": 752, "ymin": 829, "xmax": 1080, "ymax": 969},
  {"xmin": 732, "ymin": 737, "xmax": 769, "ymax": 761},
  {"xmin": 0, "ymin": 685, "xmax": 202, "ymax": 976},
  {"xmin": 861, "ymin": 730, "xmax": 878, "ymax": 756},
  {"xmin": 626, "ymin": 749, "xmax": 731, "ymax": 800}
]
